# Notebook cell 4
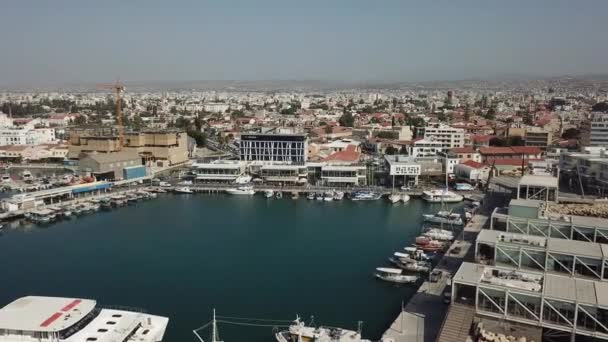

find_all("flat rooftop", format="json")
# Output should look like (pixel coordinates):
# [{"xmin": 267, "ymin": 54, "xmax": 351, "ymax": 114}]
[
  {"xmin": 477, "ymin": 230, "xmax": 605, "ymax": 259},
  {"xmin": 0, "ymin": 296, "xmax": 96, "ymax": 333},
  {"xmin": 518, "ymin": 175, "xmax": 558, "ymax": 188},
  {"xmin": 454, "ymin": 262, "xmax": 608, "ymax": 306}
]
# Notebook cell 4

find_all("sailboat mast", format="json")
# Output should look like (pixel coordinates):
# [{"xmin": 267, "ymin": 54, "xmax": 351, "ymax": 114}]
[{"xmin": 212, "ymin": 309, "xmax": 218, "ymax": 342}]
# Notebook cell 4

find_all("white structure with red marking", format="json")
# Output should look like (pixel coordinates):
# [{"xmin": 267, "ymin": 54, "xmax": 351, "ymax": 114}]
[{"xmin": 0, "ymin": 296, "xmax": 168, "ymax": 342}]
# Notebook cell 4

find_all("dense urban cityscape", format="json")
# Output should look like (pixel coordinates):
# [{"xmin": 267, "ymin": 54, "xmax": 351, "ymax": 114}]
[{"xmin": 3, "ymin": 1, "xmax": 608, "ymax": 342}]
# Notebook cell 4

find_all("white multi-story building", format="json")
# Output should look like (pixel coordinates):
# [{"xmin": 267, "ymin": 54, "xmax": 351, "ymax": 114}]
[
  {"xmin": 203, "ymin": 102, "xmax": 230, "ymax": 113},
  {"xmin": 0, "ymin": 127, "xmax": 56, "ymax": 145},
  {"xmin": 408, "ymin": 139, "xmax": 445, "ymax": 158},
  {"xmin": 581, "ymin": 112, "xmax": 608, "ymax": 147},
  {"xmin": 420, "ymin": 124, "xmax": 465, "ymax": 148}
]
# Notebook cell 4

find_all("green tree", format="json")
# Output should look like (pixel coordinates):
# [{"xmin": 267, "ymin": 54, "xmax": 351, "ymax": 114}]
[
  {"xmin": 74, "ymin": 115, "xmax": 87, "ymax": 125},
  {"xmin": 339, "ymin": 112, "xmax": 355, "ymax": 127},
  {"xmin": 324, "ymin": 125, "xmax": 333, "ymax": 134},
  {"xmin": 562, "ymin": 128, "xmax": 580, "ymax": 140},
  {"xmin": 399, "ymin": 145, "xmax": 409, "ymax": 155},
  {"xmin": 485, "ymin": 108, "xmax": 496, "ymax": 120},
  {"xmin": 385, "ymin": 146, "xmax": 398, "ymax": 155}
]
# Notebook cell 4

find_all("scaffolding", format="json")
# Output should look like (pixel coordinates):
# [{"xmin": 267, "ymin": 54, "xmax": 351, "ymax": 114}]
[
  {"xmin": 452, "ymin": 263, "xmax": 608, "ymax": 341},
  {"xmin": 490, "ymin": 208, "xmax": 608, "ymax": 244},
  {"xmin": 475, "ymin": 230, "xmax": 608, "ymax": 281}
]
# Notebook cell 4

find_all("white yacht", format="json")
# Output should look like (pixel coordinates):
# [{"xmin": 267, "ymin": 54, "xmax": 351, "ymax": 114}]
[
  {"xmin": 264, "ymin": 190, "xmax": 274, "ymax": 198},
  {"xmin": 225, "ymin": 186, "xmax": 255, "ymax": 195},
  {"xmin": 421, "ymin": 189, "xmax": 463, "ymax": 203},
  {"xmin": 400, "ymin": 194, "xmax": 410, "ymax": 203},
  {"xmin": 333, "ymin": 191, "xmax": 344, "ymax": 201},
  {"xmin": 351, "ymin": 191, "xmax": 381, "ymax": 201},
  {"xmin": 276, "ymin": 316, "xmax": 371, "ymax": 342},
  {"xmin": 423, "ymin": 228, "xmax": 455, "ymax": 241},
  {"xmin": 323, "ymin": 191, "xmax": 334, "ymax": 201},
  {"xmin": 0, "ymin": 296, "xmax": 168, "ymax": 342}
]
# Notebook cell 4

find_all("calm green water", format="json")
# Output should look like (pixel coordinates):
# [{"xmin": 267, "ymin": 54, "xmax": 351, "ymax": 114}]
[{"xmin": 0, "ymin": 194, "xmax": 460, "ymax": 342}]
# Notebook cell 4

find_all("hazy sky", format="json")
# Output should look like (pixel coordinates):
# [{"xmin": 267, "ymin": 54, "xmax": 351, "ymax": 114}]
[{"xmin": 1, "ymin": 0, "xmax": 607, "ymax": 86}]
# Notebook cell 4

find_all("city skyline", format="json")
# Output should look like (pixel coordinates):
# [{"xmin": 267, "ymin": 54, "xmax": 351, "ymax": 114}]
[{"xmin": 2, "ymin": 0, "xmax": 608, "ymax": 87}]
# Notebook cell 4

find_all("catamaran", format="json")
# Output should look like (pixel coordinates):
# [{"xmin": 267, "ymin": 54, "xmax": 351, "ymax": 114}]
[
  {"xmin": 374, "ymin": 267, "xmax": 418, "ymax": 284},
  {"xmin": 275, "ymin": 316, "xmax": 371, "ymax": 342},
  {"xmin": 0, "ymin": 295, "xmax": 168, "ymax": 342}
]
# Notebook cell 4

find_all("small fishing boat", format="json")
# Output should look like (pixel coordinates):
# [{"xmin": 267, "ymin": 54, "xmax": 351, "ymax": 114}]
[
  {"xmin": 30, "ymin": 209, "xmax": 53, "ymax": 224},
  {"xmin": 323, "ymin": 191, "xmax": 334, "ymax": 201},
  {"xmin": 400, "ymin": 194, "xmax": 410, "ymax": 203},
  {"xmin": 306, "ymin": 192, "xmax": 315, "ymax": 200},
  {"xmin": 333, "ymin": 191, "xmax": 344, "ymax": 201},
  {"xmin": 291, "ymin": 192, "xmax": 299, "ymax": 200},
  {"xmin": 374, "ymin": 267, "xmax": 418, "ymax": 284},
  {"xmin": 275, "ymin": 191, "xmax": 283, "ymax": 199},
  {"xmin": 315, "ymin": 192, "xmax": 324, "ymax": 201},
  {"xmin": 264, "ymin": 190, "xmax": 274, "ymax": 198}
]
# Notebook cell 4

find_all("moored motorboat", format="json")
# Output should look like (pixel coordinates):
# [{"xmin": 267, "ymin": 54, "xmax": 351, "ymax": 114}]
[
  {"xmin": 388, "ymin": 193, "xmax": 400, "ymax": 204},
  {"xmin": 333, "ymin": 191, "xmax": 344, "ymax": 200},
  {"xmin": 423, "ymin": 210, "xmax": 463, "ymax": 225},
  {"xmin": 275, "ymin": 316, "xmax": 372, "ymax": 342},
  {"xmin": 374, "ymin": 267, "xmax": 418, "ymax": 284},
  {"xmin": 415, "ymin": 236, "xmax": 448, "ymax": 252},
  {"xmin": 422, "ymin": 189, "xmax": 463, "ymax": 203},
  {"xmin": 400, "ymin": 194, "xmax": 410, "ymax": 203},
  {"xmin": 264, "ymin": 190, "xmax": 274, "ymax": 198},
  {"xmin": 388, "ymin": 257, "xmax": 430, "ymax": 273},
  {"xmin": 423, "ymin": 228, "xmax": 455, "ymax": 241},
  {"xmin": 351, "ymin": 191, "xmax": 381, "ymax": 201},
  {"xmin": 306, "ymin": 192, "xmax": 315, "ymax": 200},
  {"xmin": 174, "ymin": 186, "xmax": 194, "ymax": 194},
  {"xmin": 225, "ymin": 185, "xmax": 255, "ymax": 195},
  {"xmin": 323, "ymin": 191, "xmax": 334, "ymax": 201},
  {"xmin": 275, "ymin": 191, "xmax": 283, "ymax": 199}
]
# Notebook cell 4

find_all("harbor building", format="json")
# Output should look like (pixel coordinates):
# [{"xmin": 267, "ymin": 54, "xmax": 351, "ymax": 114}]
[
  {"xmin": 68, "ymin": 129, "xmax": 190, "ymax": 167},
  {"xmin": 78, "ymin": 151, "xmax": 144, "ymax": 181},
  {"xmin": 516, "ymin": 175, "xmax": 558, "ymax": 202},
  {"xmin": 490, "ymin": 199, "xmax": 608, "ymax": 244},
  {"xmin": 320, "ymin": 164, "xmax": 366, "ymax": 187},
  {"xmin": 239, "ymin": 133, "xmax": 307, "ymax": 164},
  {"xmin": 408, "ymin": 138, "xmax": 444, "ymax": 158},
  {"xmin": 451, "ymin": 262, "xmax": 608, "ymax": 341},
  {"xmin": 255, "ymin": 163, "xmax": 308, "ymax": 184},
  {"xmin": 2, "ymin": 181, "xmax": 113, "ymax": 211},
  {"xmin": 384, "ymin": 155, "xmax": 421, "ymax": 186},
  {"xmin": 476, "ymin": 229, "xmax": 608, "ymax": 281},
  {"xmin": 559, "ymin": 150, "xmax": 608, "ymax": 196},
  {"xmin": 190, "ymin": 160, "xmax": 246, "ymax": 183}
]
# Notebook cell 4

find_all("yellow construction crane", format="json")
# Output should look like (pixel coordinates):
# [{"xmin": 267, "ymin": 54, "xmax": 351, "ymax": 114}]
[{"xmin": 96, "ymin": 81, "xmax": 125, "ymax": 149}]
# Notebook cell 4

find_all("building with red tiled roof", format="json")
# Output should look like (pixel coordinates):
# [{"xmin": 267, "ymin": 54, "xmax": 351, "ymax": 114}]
[
  {"xmin": 450, "ymin": 146, "xmax": 482, "ymax": 163},
  {"xmin": 322, "ymin": 144, "xmax": 361, "ymax": 163},
  {"xmin": 479, "ymin": 146, "xmax": 543, "ymax": 163}
]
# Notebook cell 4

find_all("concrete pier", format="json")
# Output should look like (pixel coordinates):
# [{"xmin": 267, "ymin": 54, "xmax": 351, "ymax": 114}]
[{"xmin": 381, "ymin": 213, "xmax": 487, "ymax": 342}]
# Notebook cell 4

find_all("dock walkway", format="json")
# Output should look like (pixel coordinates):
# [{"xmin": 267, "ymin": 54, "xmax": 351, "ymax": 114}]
[{"xmin": 381, "ymin": 213, "xmax": 487, "ymax": 342}]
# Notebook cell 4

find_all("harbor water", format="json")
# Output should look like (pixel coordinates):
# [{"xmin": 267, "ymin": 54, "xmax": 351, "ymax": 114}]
[{"xmin": 0, "ymin": 194, "xmax": 462, "ymax": 342}]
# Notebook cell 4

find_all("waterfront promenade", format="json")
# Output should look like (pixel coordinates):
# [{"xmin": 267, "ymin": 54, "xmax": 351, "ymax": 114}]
[{"xmin": 381, "ymin": 212, "xmax": 488, "ymax": 342}]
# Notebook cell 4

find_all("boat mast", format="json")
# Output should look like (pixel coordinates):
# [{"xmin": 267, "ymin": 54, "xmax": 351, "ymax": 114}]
[{"xmin": 212, "ymin": 309, "xmax": 219, "ymax": 342}]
